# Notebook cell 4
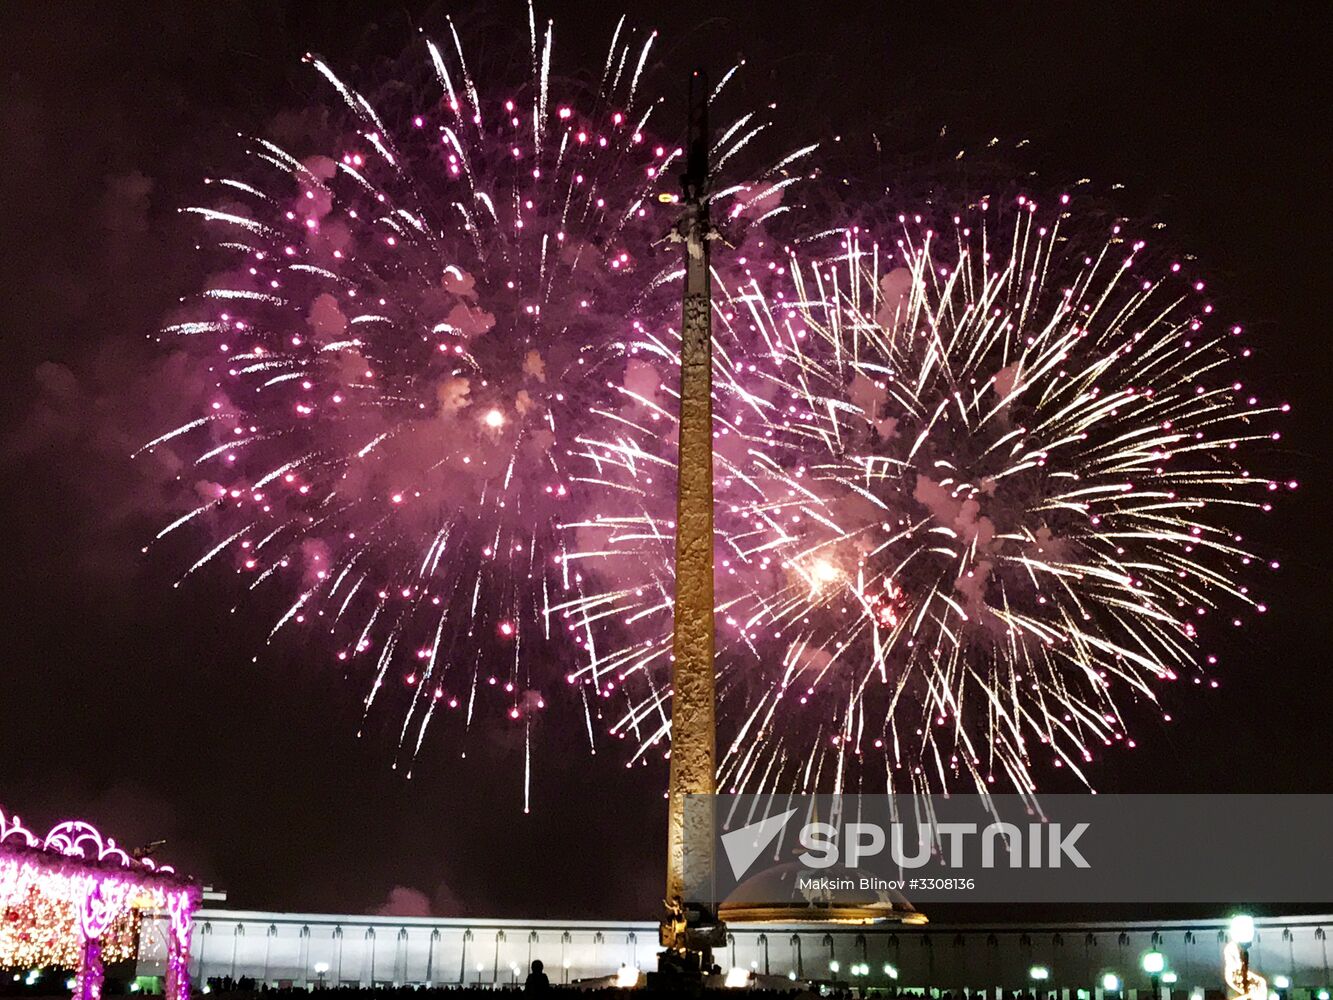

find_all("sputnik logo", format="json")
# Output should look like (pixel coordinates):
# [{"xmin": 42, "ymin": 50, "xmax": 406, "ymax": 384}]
[{"xmin": 720, "ymin": 808, "xmax": 798, "ymax": 880}]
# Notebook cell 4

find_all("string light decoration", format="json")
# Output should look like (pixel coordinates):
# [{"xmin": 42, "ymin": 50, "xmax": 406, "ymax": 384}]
[{"xmin": 0, "ymin": 808, "xmax": 200, "ymax": 1000}]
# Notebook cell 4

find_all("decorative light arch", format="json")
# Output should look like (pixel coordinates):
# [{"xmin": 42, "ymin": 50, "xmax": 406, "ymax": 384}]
[{"xmin": 0, "ymin": 807, "xmax": 200, "ymax": 1000}]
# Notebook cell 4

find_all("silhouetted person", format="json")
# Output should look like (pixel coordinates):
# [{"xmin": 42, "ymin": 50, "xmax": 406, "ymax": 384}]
[{"xmin": 524, "ymin": 959, "xmax": 549, "ymax": 993}]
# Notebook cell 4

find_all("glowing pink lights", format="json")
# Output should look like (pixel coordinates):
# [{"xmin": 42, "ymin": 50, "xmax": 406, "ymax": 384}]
[{"xmin": 0, "ymin": 807, "xmax": 199, "ymax": 1000}]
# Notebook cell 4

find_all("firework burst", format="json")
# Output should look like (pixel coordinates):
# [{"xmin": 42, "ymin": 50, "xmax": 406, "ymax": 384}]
[
  {"xmin": 143, "ymin": 9, "xmax": 809, "ymax": 802},
  {"xmin": 563, "ymin": 195, "xmax": 1290, "ymax": 797},
  {"xmin": 146, "ymin": 7, "xmax": 1287, "ymax": 803}
]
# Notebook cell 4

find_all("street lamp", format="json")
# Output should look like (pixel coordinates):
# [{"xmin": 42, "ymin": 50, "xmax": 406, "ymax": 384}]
[
  {"xmin": 1273, "ymin": 977, "xmax": 1290, "ymax": 991},
  {"xmin": 884, "ymin": 964, "xmax": 900, "ymax": 980},
  {"xmin": 1030, "ymin": 965, "xmax": 1052, "ymax": 998},
  {"xmin": 1144, "ymin": 951, "xmax": 1166, "ymax": 1000},
  {"xmin": 1163, "ymin": 973, "xmax": 1179, "ymax": 986},
  {"xmin": 1103, "ymin": 973, "xmax": 1122, "ymax": 993},
  {"xmin": 1230, "ymin": 915, "xmax": 1256, "ymax": 946}
]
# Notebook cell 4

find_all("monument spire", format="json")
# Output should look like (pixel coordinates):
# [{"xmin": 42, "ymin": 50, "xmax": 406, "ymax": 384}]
[{"xmin": 659, "ymin": 68, "xmax": 724, "ymax": 971}]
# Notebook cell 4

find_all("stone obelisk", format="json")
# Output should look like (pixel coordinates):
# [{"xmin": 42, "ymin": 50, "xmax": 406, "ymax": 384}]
[{"xmin": 660, "ymin": 69, "xmax": 722, "ymax": 968}]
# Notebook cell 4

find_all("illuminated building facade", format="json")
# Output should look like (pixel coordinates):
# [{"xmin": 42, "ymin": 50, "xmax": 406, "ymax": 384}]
[{"xmin": 137, "ymin": 910, "xmax": 1333, "ymax": 995}]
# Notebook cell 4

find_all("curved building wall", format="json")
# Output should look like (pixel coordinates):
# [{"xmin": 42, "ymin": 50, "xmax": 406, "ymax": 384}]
[{"xmin": 137, "ymin": 910, "xmax": 1333, "ymax": 993}]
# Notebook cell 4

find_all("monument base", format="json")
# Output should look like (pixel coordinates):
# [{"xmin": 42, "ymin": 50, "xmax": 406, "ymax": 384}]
[{"xmin": 657, "ymin": 896, "xmax": 727, "ymax": 984}]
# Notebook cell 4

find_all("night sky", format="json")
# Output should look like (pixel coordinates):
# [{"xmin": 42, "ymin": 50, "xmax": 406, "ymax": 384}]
[{"xmin": 1, "ymin": 2, "xmax": 1329, "ymax": 921}]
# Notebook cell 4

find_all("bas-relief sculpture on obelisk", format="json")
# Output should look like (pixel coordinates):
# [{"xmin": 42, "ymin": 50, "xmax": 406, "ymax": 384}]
[{"xmin": 659, "ymin": 69, "xmax": 726, "ymax": 970}]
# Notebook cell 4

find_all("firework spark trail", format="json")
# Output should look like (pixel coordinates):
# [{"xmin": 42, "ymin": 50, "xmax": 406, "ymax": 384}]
[
  {"xmin": 146, "ymin": 8, "xmax": 1288, "ymax": 804},
  {"xmin": 145, "ymin": 7, "xmax": 812, "ymax": 803},
  {"xmin": 562, "ymin": 197, "xmax": 1290, "ymax": 800}
]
